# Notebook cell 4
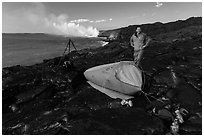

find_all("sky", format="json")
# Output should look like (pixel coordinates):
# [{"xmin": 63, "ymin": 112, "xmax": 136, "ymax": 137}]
[{"xmin": 2, "ymin": 2, "xmax": 202, "ymax": 37}]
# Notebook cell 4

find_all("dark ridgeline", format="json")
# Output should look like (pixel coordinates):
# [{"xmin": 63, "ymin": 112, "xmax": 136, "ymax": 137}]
[
  {"xmin": 99, "ymin": 17, "xmax": 202, "ymax": 42},
  {"xmin": 2, "ymin": 17, "xmax": 202, "ymax": 135}
]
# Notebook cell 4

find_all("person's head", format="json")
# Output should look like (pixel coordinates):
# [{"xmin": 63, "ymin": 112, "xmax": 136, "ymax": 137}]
[{"xmin": 136, "ymin": 27, "xmax": 141, "ymax": 34}]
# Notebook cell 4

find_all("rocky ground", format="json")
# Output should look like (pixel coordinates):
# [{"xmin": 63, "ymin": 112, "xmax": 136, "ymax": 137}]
[{"xmin": 2, "ymin": 17, "xmax": 202, "ymax": 135}]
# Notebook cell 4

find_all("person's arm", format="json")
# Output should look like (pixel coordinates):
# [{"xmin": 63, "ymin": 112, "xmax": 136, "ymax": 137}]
[
  {"xmin": 130, "ymin": 35, "xmax": 134, "ymax": 47},
  {"xmin": 142, "ymin": 35, "xmax": 151, "ymax": 49}
]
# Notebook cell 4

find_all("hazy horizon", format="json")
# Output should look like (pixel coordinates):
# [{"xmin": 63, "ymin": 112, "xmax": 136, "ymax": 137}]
[{"xmin": 3, "ymin": 2, "xmax": 202, "ymax": 37}]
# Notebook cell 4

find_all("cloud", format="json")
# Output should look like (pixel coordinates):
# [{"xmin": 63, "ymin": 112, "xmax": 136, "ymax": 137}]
[
  {"xmin": 95, "ymin": 19, "xmax": 106, "ymax": 23},
  {"xmin": 155, "ymin": 2, "xmax": 163, "ymax": 8},
  {"xmin": 3, "ymin": 3, "xmax": 99, "ymax": 37},
  {"xmin": 95, "ymin": 18, "xmax": 113, "ymax": 23},
  {"xmin": 70, "ymin": 18, "xmax": 113, "ymax": 24},
  {"xmin": 70, "ymin": 18, "xmax": 91, "ymax": 23},
  {"xmin": 45, "ymin": 14, "xmax": 99, "ymax": 37}
]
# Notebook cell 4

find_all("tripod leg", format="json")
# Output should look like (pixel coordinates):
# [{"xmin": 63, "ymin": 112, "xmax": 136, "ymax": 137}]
[
  {"xmin": 70, "ymin": 40, "xmax": 77, "ymax": 50},
  {"xmin": 68, "ymin": 40, "xmax": 71, "ymax": 53}
]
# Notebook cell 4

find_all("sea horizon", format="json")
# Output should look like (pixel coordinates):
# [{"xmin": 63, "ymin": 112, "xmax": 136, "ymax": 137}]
[{"xmin": 2, "ymin": 33, "xmax": 106, "ymax": 68}]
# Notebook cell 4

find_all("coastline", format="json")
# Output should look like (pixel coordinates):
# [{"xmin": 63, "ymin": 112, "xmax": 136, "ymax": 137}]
[{"xmin": 2, "ymin": 35, "xmax": 106, "ymax": 68}]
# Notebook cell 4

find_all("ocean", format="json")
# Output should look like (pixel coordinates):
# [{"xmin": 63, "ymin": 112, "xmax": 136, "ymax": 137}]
[{"xmin": 2, "ymin": 33, "xmax": 106, "ymax": 67}]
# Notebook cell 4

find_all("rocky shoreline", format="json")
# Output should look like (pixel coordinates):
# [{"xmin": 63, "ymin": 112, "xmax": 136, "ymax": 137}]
[{"xmin": 2, "ymin": 17, "xmax": 202, "ymax": 135}]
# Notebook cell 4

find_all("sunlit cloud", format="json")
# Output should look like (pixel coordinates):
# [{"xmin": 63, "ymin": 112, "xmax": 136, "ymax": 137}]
[
  {"xmin": 45, "ymin": 14, "xmax": 99, "ymax": 37},
  {"xmin": 70, "ymin": 18, "xmax": 91, "ymax": 23},
  {"xmin": 155, "ymin": 2, "xmax": 163, "ymax": 8},
  {"xmin": 95, "ymin": 18, "xmax": 113, "ymax": 23},
  {"xmin": 3, "ymin": 2, "xmax": 99, "ymax": 37},
  {"xmin": 3, "ymin": 2, "xmax": 114, "ymax": 36},
  {"xmin": 95, "ymin": 19, "xmax": 106, "ymax": 23},
  {"xmin": 70, "ymin": 18, "xmax": 113, "ymax": 24}
]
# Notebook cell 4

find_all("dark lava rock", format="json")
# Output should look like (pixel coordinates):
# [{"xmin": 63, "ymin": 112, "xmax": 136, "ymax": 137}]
[
  {"xmin": 70, "ymin": 108, "xmax": 164, "ymax": 135},
  {"xmin": 2, "ymin": 17, "xmax": 202, "ymax": 135}
]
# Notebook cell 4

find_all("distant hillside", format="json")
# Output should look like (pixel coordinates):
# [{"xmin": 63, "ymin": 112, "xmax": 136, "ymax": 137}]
[{"xmin": 99, "ymin": 17, "xmax": 202, "ymax": 42}]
